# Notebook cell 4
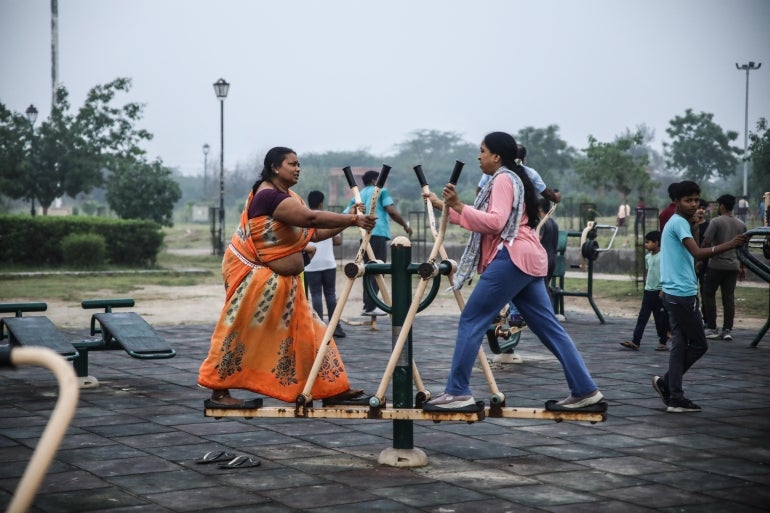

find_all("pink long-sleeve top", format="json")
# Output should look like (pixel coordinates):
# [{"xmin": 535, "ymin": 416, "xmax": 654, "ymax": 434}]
[{"xmin": 448, "ymin": 174, "xmax": 547, "ymax": 277}]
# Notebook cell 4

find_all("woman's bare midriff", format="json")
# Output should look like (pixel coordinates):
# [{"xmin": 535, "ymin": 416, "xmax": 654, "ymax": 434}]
[{"xmin": 266, "ymin": 252, "xmax": 304, "ymax": 276}]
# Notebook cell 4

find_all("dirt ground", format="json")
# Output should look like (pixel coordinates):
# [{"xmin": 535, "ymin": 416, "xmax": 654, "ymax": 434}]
[{"xmin": 38, "ymin": 271, "xmax": 767, "ymax": 332}]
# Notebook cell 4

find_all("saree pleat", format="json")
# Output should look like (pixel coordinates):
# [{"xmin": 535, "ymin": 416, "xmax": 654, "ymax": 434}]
[{"xmin": 198, "ymin": 190, "xmax": 351, "ymax": 402}]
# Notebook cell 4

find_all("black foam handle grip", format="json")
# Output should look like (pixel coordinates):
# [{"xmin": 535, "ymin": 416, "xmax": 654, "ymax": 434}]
[
  {"xmin": 375, "ymin": 165, "xmax": 391, "ymax": 189},
  {"xmin": 413, "ymin": 165, "xmax": 428, "ymax": 187},
  {"xmin": 449, "ymin": 160, "xmax": 464, "ymax": 185},
  {"xmin": 342, "ymin": 166, "xmax": 357, "ymax": 188}
]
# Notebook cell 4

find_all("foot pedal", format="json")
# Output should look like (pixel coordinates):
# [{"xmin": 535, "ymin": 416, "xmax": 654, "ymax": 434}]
[
  {"xmin": 203, "ymin": 398, "xmax": 263, "ymax": 410},
  {"xmin": 322, "ymin": 395, "xmax": 371, "ymax": 406},
  {"xmin": 422, "ymin": 400, "xmax": 485, "ymax": 413},
  {"xmin": 544, "ymin": 400, "xmax": 608, "ymax": 413}
]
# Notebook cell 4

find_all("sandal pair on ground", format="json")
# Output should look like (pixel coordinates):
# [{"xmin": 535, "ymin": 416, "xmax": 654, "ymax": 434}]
[{"xmin": 195, "ymin": 451, "xmax": 260, "ymax": 469}]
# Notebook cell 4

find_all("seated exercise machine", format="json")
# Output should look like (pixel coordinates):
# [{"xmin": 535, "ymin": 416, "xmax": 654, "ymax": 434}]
[{"xmin": 1, "ymin": 299, "xmax": 175, "ymax": 388}]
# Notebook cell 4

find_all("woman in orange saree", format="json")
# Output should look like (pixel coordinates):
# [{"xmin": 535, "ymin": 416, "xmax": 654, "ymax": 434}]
[{"xmin": 198, "ymin": 147, "xmax": 376, "ymax": 408}]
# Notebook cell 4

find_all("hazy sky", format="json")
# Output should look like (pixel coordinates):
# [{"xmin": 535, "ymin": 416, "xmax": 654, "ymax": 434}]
[{"xmin": 1, "ymin": 0, "xmax": 769, "ymax": 176}]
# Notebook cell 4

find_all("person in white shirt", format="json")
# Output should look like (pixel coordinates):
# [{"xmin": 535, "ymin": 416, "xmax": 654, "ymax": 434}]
[{"xmin": 305, "ymin": 190, "xmax": 346, "ymax": 338}]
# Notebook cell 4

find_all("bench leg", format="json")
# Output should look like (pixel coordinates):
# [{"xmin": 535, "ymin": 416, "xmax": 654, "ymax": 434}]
[{"xmin": 72, "ymin": 350, "xmax": 99, "ymax": 389}]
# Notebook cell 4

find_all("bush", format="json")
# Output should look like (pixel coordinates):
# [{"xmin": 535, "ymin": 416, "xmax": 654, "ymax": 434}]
[
  {"xmin": 0, "ymin": 215, "xmax": 164, "ymax": 267},
  {"xmin": 61, "ymin": 233, "xmax": 107, "ymax": 268}
]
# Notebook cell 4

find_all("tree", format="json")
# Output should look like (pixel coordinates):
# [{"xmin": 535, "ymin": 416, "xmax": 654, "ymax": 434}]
[
  {"xmin": 514, "ymin": 125, "xmax": 577, "ymax": 187},
  {"xmin": 574, "ymin": 131, "xmax": 652, "ymax": 199},
  {"xmin": 389, "ymin": 129, "xmax": 478, "ymax": 203},
  {"xmin": 0, "ymin": 78, "xmax": 152, "ymax": 214},
  {"xmin": 106, "ymin": 159, "xmax": 181, "ymax": 226},
  {"xmin": 748, "ymin": 118, "xmax": 770, "ymax": 195},
  {"xmin": 663, "ymin": 109, "xmax": 741, "ymax": 182}
]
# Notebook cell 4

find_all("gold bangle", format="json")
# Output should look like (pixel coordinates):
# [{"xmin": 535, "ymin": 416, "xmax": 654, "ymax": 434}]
[{"xmin": 350, "ymin": 213, "xmax": 357, "ymax": 226}]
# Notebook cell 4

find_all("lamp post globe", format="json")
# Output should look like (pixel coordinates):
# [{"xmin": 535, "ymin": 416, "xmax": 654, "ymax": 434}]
[
  {"xmin": 25, "ymin": 104, "xmax": 38, "ymax": 124},
  {"xmin": 212, "ymin": 78, "xmax": 229, "ymax": 255}
]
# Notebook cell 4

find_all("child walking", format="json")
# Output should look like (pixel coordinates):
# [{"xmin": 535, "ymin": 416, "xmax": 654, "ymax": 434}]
[{"xmin": 620, "ymin": 230, "xmax": 670, "ymax": 352}]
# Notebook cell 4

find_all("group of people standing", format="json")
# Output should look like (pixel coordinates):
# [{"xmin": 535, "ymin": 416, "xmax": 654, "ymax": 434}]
[
  {"xmin": 623, "ymin": 182, "xmax": 748, "ymax": 412},
  {"xmin": 196, "ymin": 133, "xmax": 749, "ymax": 418}
]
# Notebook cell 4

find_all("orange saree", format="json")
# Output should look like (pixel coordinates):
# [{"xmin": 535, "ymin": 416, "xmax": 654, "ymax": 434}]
[{"xmin": 198, "ymin": 189, "xmax": 351, "ymax": 402}]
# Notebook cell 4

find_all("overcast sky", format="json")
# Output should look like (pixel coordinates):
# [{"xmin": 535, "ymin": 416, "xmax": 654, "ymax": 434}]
[{"xmin": 1, "ymin": 0, "xmax": 769, "ymax": 176}]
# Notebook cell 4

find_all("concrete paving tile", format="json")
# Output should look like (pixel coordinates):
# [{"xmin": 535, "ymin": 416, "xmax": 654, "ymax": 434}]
[
  {"xmin": 216, "ymin": 467, "xmax": 325, "ymax": 492},
  {"xmin": 537, "ymin": 469, "xmax": 646, "ymax": 492},
  {"xmin": 106, "ymin": 469, "xmax": 211, "ymax": 494},
  {"xmin": 146, "ymin": 485, "xmax": 269, "ymax": 512},
  {"xmin": 73, "ymin": 454, "xmax": 182, "ymax": 477},
  {"xmin": 311, "ymin": 498, "xmax": 424, "ymax": 512},
  {"xmin": 33, "ymin": 487, "xmax": 150, "ymax": 513},
  {"xmin": 526, "ymin": 442, "xmax": 625, "ymax": 461},
  {"xmin": 580, "ymin": 455, "xmax": 680, "ymax": 476},
  {"xmin": 324, "ymin": 466, "xmax": 434, "ymax": 489},
  {"xmin": 596, "ymin": 483, "xmax": 715, "ymax": 509},
  {"xmin": 262, "ymin": 482, "xmax": 379, "ymax": 510},
  {"xmin": 486, "ymin": 483, "xmax": 599, "ymax": 507},
  {"xmin": 371, "ymin": 481, "xmax": 487, "ymax": 508}
]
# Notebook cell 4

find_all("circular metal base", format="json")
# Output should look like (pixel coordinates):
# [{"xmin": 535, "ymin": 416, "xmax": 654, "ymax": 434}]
[{"xmin": 378, "ymin": 447, "xmax": 428, "ymax": 468}]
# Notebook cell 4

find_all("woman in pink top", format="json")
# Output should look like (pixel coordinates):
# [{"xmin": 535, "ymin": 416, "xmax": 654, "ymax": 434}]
[{"xmin": 422, "ymin": 132, "xmax": 603, "ymax": 411}]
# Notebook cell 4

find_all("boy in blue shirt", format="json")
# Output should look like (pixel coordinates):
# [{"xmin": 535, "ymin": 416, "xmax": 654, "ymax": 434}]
[
  {"xmin": 620, "ymin": 230, "xmax": 669, "ymax": 352},
  {"xmin": 653, "ymin": 181, "xmax": 747, "ymax": 413}
]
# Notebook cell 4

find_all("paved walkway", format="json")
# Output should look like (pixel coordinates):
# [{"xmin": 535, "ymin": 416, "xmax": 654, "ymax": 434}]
[{"xmin": 1, "ymin": 312, "xmax": 769, "ymax": 512}]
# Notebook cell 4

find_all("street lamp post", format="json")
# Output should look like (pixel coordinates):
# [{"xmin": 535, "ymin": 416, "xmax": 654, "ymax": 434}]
[
  {"xmin": 202, "ymin": 143, "xmax": 210, "ymax": 200},
  {"xmin": 736, "ymin": 61, "xmax": 762, "ymax": 197},
  {"xmin": 213, "ymin": 78, "xmax": 230, "ymax": 256},
  {"xmin": 25, "ymin": 104, "xmax": 39, "ymax": 216}
]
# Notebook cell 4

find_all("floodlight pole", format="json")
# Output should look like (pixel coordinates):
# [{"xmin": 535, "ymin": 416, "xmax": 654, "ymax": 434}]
[{"xmin": 736, "ymin": 61, "xmax": 762, "ymax": 197}]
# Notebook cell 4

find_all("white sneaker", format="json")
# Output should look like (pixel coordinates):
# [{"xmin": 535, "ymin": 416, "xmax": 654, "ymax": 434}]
[
  {"xmin": 361, "ymin": 307, "xmax": 387, "ymax": 316},
  {"xmin": 705, "ymin": 329, "xmax": 721, "ymax": 339},
  {"xmin": 491, "ymin": 353, "xmax": 523, "ymax": 364},
  {"xmin": 555, "ymin": 314, "xmax": 567, "ymax": 322},
  {"xmin": 423, "ymin": 393, "xmax": 475, "ymax": 409},
  {"xmin": 555, "ymin": 390, "xmax": 604, "ymax": 409}
]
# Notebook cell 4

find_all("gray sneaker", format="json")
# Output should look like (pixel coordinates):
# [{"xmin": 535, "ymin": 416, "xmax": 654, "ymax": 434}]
[
  {"xmin": 721, "ymin": 329, "xmax": 733, "ymax": 341},
  {"xmin": 423, "ymin": 393, "xmax": 475, "ymax": 409},
  {"xmin": 555, "ymin": 390, "xmax": 603, "ymax": 409},
  {"xmin": 705, "ymin": 329, "xmax": 721, "ymax": 339}
]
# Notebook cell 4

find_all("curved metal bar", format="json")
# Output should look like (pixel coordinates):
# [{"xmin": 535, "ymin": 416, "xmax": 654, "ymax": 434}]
[{"xmin": 5, "ymin": 347, "xmax": 79, "ymax": 513}]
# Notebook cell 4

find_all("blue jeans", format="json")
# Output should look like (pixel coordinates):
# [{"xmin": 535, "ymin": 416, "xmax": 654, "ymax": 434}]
[
  {"xmin": 662, "ymin": 293, "xmax": 708, "ymax": 402},
  {"xmin": 444, "ymin": 250, "xmax": 598, "ymax": 397}
]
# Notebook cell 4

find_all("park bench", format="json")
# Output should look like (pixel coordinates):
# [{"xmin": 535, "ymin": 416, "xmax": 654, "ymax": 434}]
[
  {"xmin": 74, "ymin": 298, "xmax": 176, "ymax": 386},
  {"xmin": 0, "ymin": 302, "xmax": 79, "ymax": 361}
]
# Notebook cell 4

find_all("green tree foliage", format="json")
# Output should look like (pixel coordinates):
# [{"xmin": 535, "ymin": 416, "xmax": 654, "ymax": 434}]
[
  {"xmin": 514, "ymin": 125, "xmax": 577, "ymax": 187},
  {"xmin": 574, "ymin": 131, "xmax": 652, "ymax": 198},
  {"xmin": 748, "ymin": 118, "xmax": 770, "ymax": 193},
  {"xmin": 663, "ymin": 108, "xmax": 741, "ymax": 182},
  {"xmin": 388, "ymin": 129, "xmax": 478, "ymax": 205},
  {"xmin": 0, "ymin": 78, "xmax": 152, "ymax": 214},
  {"xmin": 106, "ymin": 159, "xmax": 181, "ymax": 226}
]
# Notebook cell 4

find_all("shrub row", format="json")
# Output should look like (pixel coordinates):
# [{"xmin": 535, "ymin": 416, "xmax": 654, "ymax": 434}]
[{"xmin": 0, "ymin": 215, "xmax": 164, "ymax": 267}]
